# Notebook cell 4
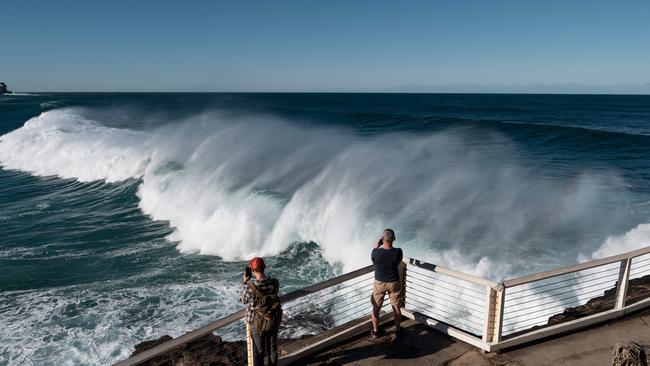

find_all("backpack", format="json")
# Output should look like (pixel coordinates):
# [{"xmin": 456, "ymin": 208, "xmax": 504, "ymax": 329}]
[{"xmin": 247, "ymin": 278, "xmax": 283, "ymax": 335}]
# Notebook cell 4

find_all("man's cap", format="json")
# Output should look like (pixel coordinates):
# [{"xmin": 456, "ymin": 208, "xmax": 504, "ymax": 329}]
[{"xmin": 249, "ymin": 257, "xmax": 266, "ymax": 270}]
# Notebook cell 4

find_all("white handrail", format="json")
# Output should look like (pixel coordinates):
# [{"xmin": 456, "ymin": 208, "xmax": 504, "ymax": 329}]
[
  {"xmin": 403, "ymin": 256, "xmax": 499, "ymax": 288},
  {"xmin": 503, "ymin": 246, "xmax": 650, "ymax": 287}
]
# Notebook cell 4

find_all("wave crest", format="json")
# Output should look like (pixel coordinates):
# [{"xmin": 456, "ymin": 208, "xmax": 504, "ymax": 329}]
[
  {"xmin": 0, "ymin": 109, "xmax": 150, "ymax": 182},
  {"xmin": 0, "ymin": 108, "xmax": 640, "ymax": 272}
]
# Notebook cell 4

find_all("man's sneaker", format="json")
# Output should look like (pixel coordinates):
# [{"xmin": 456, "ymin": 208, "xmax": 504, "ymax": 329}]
[{"xmin": 370, "ymin": 329, "xmax": 382, "ymax": 339}]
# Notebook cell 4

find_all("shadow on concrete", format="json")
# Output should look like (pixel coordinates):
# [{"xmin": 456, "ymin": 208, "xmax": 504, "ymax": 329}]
[{"xmin": 305, "ymin": 322, "xmax": 456, "ymax": 364}]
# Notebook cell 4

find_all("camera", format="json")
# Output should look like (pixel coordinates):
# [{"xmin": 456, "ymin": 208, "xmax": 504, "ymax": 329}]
[{"xmin": 245, "ymin": 266, "xmax": 252, "ymax": 278}]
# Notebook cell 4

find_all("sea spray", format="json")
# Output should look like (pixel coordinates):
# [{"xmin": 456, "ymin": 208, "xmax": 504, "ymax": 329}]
[{"xmin": 0, "ymin": 107, "xmax": 636, "ymax": 274}]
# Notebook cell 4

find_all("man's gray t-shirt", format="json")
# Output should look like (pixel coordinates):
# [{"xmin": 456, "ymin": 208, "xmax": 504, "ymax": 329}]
[{"xmin": 371, "ymin": 247, "xmax": 403, "ymax": 282}]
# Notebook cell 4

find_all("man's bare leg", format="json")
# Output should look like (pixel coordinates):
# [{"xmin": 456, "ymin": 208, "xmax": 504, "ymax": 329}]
[
  {"xmin": 371, "ymin": 304, "xmax": 380, "ymax": 332},
  {"xmin": 392, "ymin": 305, "xmax": 402, "ymax": 330}
]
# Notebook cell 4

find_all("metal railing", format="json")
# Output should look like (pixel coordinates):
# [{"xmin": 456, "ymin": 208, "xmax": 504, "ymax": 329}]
[
  {"xmin": 115, "ymin": 245, "xmax": 650, "ymax": 365},
  {"xmin": 488, "ymin": 246, "xmax": 650, "ymax": 351},
  {"xmin": 399, "ymin": 247, "xmax": 650, "ymax": 353},
  {"xmin": 403, "ymin": 258, "xmax": 496, "ymax": 339}
]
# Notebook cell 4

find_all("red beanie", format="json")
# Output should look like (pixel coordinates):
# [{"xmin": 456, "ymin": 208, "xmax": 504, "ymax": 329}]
[{"xmin": 249, "ymin": 257, "xmax": 265, "ymax": 271}]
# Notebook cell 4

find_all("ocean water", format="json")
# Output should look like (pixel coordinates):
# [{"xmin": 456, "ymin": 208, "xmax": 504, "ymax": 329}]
[{"xmin": 1, "ymin": 93, "xmax": 650, "ymax": 365}]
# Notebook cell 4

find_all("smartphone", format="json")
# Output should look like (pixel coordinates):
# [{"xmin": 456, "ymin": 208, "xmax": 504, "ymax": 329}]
[{"xmin": 245, "ymin": 267, "xmax": 252, "ymax": 278}]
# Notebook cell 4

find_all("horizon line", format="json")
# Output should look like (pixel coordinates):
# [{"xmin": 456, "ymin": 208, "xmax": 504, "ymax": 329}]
[{"xmin": 10, "ymin": 90, "xmax": 650, "ymax": 96}]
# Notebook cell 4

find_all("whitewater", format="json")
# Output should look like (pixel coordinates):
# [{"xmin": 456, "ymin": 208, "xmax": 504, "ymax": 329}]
[{"xmin": 1, "ymin": 93, "xmax": 650, "ymax": 365}]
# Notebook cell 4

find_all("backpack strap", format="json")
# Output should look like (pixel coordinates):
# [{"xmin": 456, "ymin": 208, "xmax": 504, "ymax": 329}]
[
  {"xmin": 246, "ymin": 278, "xmax": 279, "ymax": 297},
  {"xmin": 246, "ymin": 281, "xmax": 266, "ymax": 298}
]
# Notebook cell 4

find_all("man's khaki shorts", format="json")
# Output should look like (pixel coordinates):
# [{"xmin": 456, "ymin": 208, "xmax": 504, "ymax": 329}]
[{"xmin": 371, "ymin": 280, "xmax": 401, "ymax": 309}]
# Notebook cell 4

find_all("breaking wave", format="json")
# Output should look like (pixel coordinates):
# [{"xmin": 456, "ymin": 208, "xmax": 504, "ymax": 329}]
[{"xmin": 0, "ymin": 107, "xmax": 646, "ymax": 274}]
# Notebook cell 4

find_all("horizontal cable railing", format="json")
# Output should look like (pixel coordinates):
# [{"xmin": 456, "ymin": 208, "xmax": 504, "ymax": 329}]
[
  {"xmin": 116, "ymin": 245, "xmax": 650, "ymax": 364},
  {"xmin": 630, "ymin": 254, "xmax": 650, "ymax": 280},
  {"xmin": 501, "ymin": 261, "xmax": 620, "ymax": 336},
  {"xmin": 404, "ymin": 261, "xmax": 488, "ymax": 336},
  {"xmin": 487, "ymin": 246, "xmax": 650, "ymax": 352},
  {"xmin": 280, "ymin": 270, "xmax": 390, "ymax": 339}
]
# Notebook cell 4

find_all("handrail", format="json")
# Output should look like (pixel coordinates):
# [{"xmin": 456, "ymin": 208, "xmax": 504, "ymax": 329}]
[
  {"xmin": 280, "ymin": 264, "xmax": 374, "ymax": 303},
  {"xmin": 503, "ymin": 246, "xmax": 650, "ymax": 287},
  {"xmin": 404, "ymin": 256, "xmax": 499, "ymax": 289},
  {"xmin": 113, "ymin": 264, "xmax": 374, "ymax": 366}
]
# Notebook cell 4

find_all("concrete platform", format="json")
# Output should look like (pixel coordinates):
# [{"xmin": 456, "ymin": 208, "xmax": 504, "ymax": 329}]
[
  {"xmin": 303, "ymin": 319, "xmax": 474, "ymax": 366},
  {"xmin": 503, "ymin": 308, "xmax": 650, "ymax": 366},
  {"xmin": 302, "ymin": 308, "xmax": 650, "ymax": 366}
]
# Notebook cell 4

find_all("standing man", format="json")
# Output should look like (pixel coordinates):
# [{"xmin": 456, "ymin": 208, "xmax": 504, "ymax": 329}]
[
  {"xmin": 240, "ymin": 257, "xmax": 282, "ymax": 366},
  {"xmin": 370, "ymin": 228, "xmax": 403, "ymax": 338}
]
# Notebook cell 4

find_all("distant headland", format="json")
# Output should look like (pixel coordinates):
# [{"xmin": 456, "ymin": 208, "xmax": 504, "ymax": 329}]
[{"xmin": 0, "ymin": 82, "xmax": 12, "ymax": 94}]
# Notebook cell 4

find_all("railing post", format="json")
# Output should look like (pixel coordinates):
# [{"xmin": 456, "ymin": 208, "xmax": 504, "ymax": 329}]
[
  {"xmin": 492, "ymin": 286, "xmax": 505, "ymax": 343},
  {"xmin": 482, "ymin": 284, "xmax": 505, "ymax": 344},
  {"xmin": 615, "ymin": 258, "xmax": 632, "ymax": 309},
  {"xmin": 482, "ymin": 287, "xmax": 496, "ymax": 343},
  {"xmin": 398, "ymin": 261, "xmax": 407, "ymax": 309}
]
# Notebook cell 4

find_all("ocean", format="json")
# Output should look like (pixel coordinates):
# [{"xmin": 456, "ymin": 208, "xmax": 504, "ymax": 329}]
[{"xmin": 1, "ymin": 93, "xmax": 650, "ymax": 365}]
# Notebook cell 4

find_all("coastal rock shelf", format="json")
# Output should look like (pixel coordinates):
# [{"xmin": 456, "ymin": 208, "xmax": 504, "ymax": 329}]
[
  {"xmin": 131, "ymin": 334, "xmax": 247, "ymax": 365},
  {"xmin": 0, "ymin": 82, "xmax": 11, "ymax": 94}
]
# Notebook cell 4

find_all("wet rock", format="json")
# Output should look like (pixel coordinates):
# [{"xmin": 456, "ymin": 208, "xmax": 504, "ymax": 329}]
[
  {"xmin": 548, "ymin": 275, "xmax": 650, "ymax": 325},
  {"xmin": 131, "ymin": 333, "xmax": 247, "ymax": 366},
  {"xmin": 130, "ymin": 333, "xmax": 310, "ymax": 365},
  {"xmin": 0, "ymin": 82, "xmax": 11, "ymax": 94}
]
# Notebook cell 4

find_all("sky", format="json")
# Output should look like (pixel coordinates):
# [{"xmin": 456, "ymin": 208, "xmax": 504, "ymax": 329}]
[{"xmin": 1, "ymin": 0, "xmax": 650, "ymax": 93}]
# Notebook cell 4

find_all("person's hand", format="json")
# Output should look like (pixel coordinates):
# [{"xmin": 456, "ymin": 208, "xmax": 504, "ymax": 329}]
[{"xmin": 243, "ymin": 271, "xmax": 250, "ymax": 284}]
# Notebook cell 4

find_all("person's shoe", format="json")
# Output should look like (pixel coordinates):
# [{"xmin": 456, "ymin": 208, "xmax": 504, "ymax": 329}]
[
  {"xmin": 370, "ymin": 328, "xmax": 382, "ymax": 339},
  {"xmin": 395, "ymin": 327, "xmax": 404, "ymax": 339}
]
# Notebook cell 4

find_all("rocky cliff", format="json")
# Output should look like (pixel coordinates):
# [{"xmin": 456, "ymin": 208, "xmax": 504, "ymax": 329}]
[
  {"xmin": 0, "ymin": 82, "xmax": 11, "ymax": 94},
  {"xmin": 548, "ymin": 274, "xmax": 650, "ymax": 325},
  {"xmin": 130, "ymin": 333, "xmax": 247, "ymax": 365}
]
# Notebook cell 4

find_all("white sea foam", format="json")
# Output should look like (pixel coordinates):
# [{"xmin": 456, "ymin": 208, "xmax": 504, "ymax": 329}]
[
  {"xmin": 0, "ymin": 92, "xmax": 42, "ymax": 96},
  {"xmin": 0, "ymin": 109, "xmax": 150, "ymax": 182},
  {"xmin": 0, "ymin": 107, "xmax": 640, "ymax": 274},
  {"xmin": 0, "ymin": 278, "xmax": 241, "ymax": 366}
]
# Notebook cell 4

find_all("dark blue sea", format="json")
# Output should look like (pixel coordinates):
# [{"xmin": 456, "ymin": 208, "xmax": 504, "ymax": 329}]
[{"xmin": 2, "ymin": 93, "xmax": 650, "ymax": 364}]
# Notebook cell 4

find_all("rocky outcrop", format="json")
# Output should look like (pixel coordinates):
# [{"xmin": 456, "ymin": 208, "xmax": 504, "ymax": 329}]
[
  {"xmin": 548, "ymin": 274, "xmax": 650, "ymax": 325},
  {"xmin": 611, "ymin": 342, "xmax": 650, "ymax": 366},
  {"xmin": 130, "ymin": 333, "xmax": 310, "ymax": 365},
  {"xmin": 0, "ymin": 82, "xmax": 11, "ymax": 94},
  {"xmin": 130, "ymin": 333, "xmax": 247, "ymax": 365}
]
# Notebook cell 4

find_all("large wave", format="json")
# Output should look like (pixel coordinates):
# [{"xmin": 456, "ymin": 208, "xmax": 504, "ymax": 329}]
[{"xmin": 0, "ymin": 107, "xmax": 646, "ymax": 275}]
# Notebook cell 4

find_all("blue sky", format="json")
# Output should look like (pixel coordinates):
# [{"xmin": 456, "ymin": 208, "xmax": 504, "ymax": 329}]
[{"xmin": 2, "ymin": 0, "xmax": 650, "ymax": 93}]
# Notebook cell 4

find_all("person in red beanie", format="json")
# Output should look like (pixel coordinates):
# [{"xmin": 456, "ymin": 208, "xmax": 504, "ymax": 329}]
[{"xmin": 240, "ymin": 257, "xmax": 282, "ymax": 366}]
